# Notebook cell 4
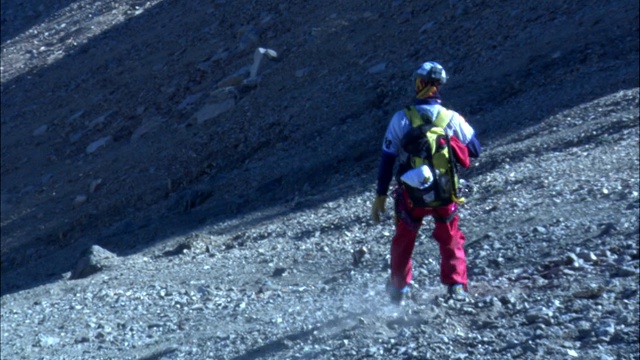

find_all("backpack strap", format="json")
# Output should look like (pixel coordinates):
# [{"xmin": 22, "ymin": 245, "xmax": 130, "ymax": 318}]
[
  {"xmin": 403, "ymin": 106, "xmax": 424, "ymax": 127},
  {"xmin": 433, "ymin": 108, "xmax": 452, "ymax": 129},
  {"xmin": 405, "ymin": 106, "xmax": 452, "ymax": 129}
]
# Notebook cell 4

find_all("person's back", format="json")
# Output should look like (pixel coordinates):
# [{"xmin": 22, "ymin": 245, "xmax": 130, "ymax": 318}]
[
  {"xmin": 371, "ymin": 61, "xmax": 482, "ymax": 303},
  {"xmin": 397, "ymin": 103, "xmax": 468, "ymax": 208}
]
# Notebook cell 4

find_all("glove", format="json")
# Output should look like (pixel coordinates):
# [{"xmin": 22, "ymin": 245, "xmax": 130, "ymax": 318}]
[{"xmin": 371, "ymin": 195, "xmax": 387, "ymax": 224}]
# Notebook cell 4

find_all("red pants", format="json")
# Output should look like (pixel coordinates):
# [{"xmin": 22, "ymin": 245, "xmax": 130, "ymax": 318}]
[{"xmin": 390, "ymin": 187, "xmax": 468, "ymax": 290}]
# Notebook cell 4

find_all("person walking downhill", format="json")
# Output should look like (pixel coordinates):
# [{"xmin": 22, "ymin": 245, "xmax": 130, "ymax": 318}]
[{"xmin": 371, "ymin": 61, "xmax": 482, "ymax": 303}]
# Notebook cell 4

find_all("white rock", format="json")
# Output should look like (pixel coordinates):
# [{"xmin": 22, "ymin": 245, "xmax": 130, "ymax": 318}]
[{"xmin": 248, "ymin": 47, "xmax": 278, "ymax": 80}]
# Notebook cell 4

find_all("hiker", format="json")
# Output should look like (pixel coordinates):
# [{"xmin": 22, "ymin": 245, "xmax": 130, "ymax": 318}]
[{"xmin": 371, "ymin": 61, "xmax": 482, "ymax": 303}]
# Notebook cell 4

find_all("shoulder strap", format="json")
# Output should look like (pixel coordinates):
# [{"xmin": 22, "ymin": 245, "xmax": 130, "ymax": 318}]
[
  {"xmin": 405, "ymin": 106, "xmax": 452, "ymax": 129},
  {"xmin": 403, "ymin": 106, "xmax": 424, "ymax": 127},
  {"xmin": 434, "ymin": 107, "xmax": 452, "ymax": 128}
]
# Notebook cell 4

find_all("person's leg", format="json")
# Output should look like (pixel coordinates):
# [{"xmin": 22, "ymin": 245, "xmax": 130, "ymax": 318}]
[
  {"xmin": 432, "ymin": 205, "xmax": 468, "ymax": 289},
  {"xmin": 390, "ymin": 217, "xmax": 420, "ymax": 289},
  {"xmin": 390, "ymin": 188, "xmax": 425, "ymax": 290}
]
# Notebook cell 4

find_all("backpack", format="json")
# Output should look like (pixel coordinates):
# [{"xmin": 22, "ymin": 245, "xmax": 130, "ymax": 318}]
[{"xmin": 399, "ymin": 106, "xmax": 465, "ymax": 208}]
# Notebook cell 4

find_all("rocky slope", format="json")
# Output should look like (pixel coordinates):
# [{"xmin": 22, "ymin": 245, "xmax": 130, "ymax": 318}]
[{"xmin": 1, "ymin": 0, "xmax": 639, "ymax": 359}]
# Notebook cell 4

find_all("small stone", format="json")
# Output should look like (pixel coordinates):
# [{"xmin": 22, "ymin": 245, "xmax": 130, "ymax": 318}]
[
  {"xmin": 368, "ymin": 62, "xmax": 387, "ymax": 74},
  {"xmin": 37, "ymin": 335, "xmax": 61, "ymax": 347},
  {"xmin": 66, "ymin": 109, "xmax": 85, "ymax": 124},
  {"xmin": 131, "ymin": 117, "xmax": 164, "ymax": 141},
  {"xmin": 75, "ymin": 336, "xmax": 90, "ymax": 344},
  {"xmin": 69, "ymin": 131, "xmax": 84, "ymax": 143},
  {"xmin": 272, "ymin": 267, "xmax": 288, "ymax": 277},
  {"xmin": 521, "ymin": 340, "xmax": 537, "ymax": 354},
  {"xmin": 611, "ymin": 266, "xmax": 638, "ymax": 277},
  {"xmin": 490, "ymin": 296, "xmax": 503, "ymax": 308},
  {"xmin": 577, "ymin": 250, "xmax": 598, "ymax": 262},
  {"xmin": 89, "ymin": 179, "xmax": 102, "ymax": 193},
  {"xmin": 295, "ymin": 67, "xmax": 312, "ymax": 77},
  {"xmin": 572, "ymin": 285, "xmax": 605, "ymax": 299},
  {"xmin": 594, "ymin": 320, "xmax": 615, "ymax": 340},
  {"xmin": 575, "ymin": 321, "xmax": 593, "ymax": 340},
  {"xmin": 498, "ymin": 294, "xmax": 515, "ymax": 305},
  {"xmin": 419, "ymin": 21, "xmax": 435, "ymax": 33},
  {"xmin": 87, "ymin": 111, "xmax": 114, "ymax": 130},
  {"xmin": 86, "ymin": 136, "xmax": 112, "ymax": 154},
  {"xmin": 352, "ymin": 246, "xmax": 367, "ymax": 267},
  {"xmin": 533, "ymin": 226, "xmax": 547, "ymax": 234},
  {"xmin": 525, "ymin": 306, "xmax": 554, "ymax": 325},
  {"xmin": 33, "ymin": 124, "xmax": 48, "ymax": 136},
  {"xmin": 176, "ymin": 93, "xmax": 203, "ymax": 111},
  {"xmin": 73, "ymin": 194, "xmax": 87, "ymax": 206},
  {"xmin": 565, "ymin": 252, "xmax": 579, "ymax": 265}
]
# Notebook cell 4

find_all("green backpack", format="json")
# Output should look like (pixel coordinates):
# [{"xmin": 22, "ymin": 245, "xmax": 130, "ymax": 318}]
[{"xmin": 400, "ymin": 106, "xmax": 464, "ymax": 208}]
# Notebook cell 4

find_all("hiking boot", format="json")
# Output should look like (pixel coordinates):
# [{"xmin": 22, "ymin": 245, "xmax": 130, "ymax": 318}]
[
  {"xmin": 448, "ymin": 284, "xmax": 468, "ymax": 302},
  {"xmin": 386, "ymin": 280, "xmax": 410, "ymax": 305}
]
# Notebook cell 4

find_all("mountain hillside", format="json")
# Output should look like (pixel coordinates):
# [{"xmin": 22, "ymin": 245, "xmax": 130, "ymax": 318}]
[{"xmin": 1, "ymin": 0, "xmax": 638, "ymax": 359}]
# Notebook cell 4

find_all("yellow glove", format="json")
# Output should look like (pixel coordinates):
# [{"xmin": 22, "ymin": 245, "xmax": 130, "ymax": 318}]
[{"xmin": 371, "ymin": 195, "xmax": 387, "ymax": 224}]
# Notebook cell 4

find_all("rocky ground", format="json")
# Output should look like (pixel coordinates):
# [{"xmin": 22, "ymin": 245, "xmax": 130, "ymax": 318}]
[{"xmin": 1, "ymin": 0, "xmax": 639, "ymax": 359}]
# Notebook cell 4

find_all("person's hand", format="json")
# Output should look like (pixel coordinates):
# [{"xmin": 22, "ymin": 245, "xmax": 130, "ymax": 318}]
[{"xmin": 371, "ymin": 195, "xmax": 387, "ymax": 224}]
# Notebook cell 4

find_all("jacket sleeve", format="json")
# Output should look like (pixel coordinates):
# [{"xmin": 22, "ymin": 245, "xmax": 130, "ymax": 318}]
[
  {"xmin": 466, "ymin": 134, "xmax": 482, "ymax": 158},
  {"xmin": 448, "ymin": 111, "xmax": 481, "ymax": 158},
  {"xmin": 376, "ymin": 151, "xmax": 397, "ymax": 196}
]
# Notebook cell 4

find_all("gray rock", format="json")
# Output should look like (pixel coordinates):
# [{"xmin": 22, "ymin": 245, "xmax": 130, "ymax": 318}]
[
  {"xmin": 578, "ymin": 250, "xmax": 598, "ymax": 262},
  {"xmin": 610, "ymin": 266, "xmax": 639, "ymax": 277},
  {"xmin": 565, "ymin": 252, "xmax": 579, "ymax": 265},
  {"xmin": 70, "ymin": 245, "xmax": 118, "ymax": 280},
  {"xmin": 525, "ymin": 307, "xmax": 554, "ymax": 325},
  {"xmin": 594, "ymin": 320, "xmax": 616, "ymax": 341},
  {"xmin": 575, "ymin": 321, "xmax": 594, "ymax": 340},
  {"xmin": 36, "ymin": 334, "xmax": 60, "ymax": 347}
]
